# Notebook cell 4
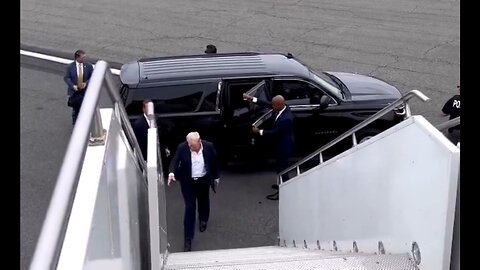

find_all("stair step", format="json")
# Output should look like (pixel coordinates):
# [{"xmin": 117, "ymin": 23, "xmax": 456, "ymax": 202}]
[{"xmin": 165, "ymin": 246, "xmax": 417, "ymax": 270}]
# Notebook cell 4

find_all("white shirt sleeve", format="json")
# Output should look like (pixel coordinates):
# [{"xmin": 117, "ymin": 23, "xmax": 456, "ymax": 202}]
[{"xmin": 259, "ymin": 130, "xmax": 263, "ymax": 136}]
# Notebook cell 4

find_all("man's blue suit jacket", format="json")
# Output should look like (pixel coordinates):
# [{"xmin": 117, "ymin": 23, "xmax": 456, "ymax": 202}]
[{"xmin": 64, "ymin": 61, "xmax": 94, "ymax": 96}]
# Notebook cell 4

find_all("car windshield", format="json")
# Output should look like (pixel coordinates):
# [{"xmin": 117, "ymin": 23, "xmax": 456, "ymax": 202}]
[{"xmin": 310, "ymin": 71, "xmax": 344, "ymax": 99}]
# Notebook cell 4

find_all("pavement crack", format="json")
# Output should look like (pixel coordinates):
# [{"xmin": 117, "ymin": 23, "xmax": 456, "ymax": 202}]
[
  {"xmin": 410, "ymin": 5, "xmax": 419, "ymax": 13},
  {"xmin": 423, "ymin": 38, "xmax": 458, "ymax": 57},
  {"xmin": 298, "ymin": 37, "xmax": 457, "ymax": 67},
  {"xmin": 368, "ymin": 55, "xmax": 400, "ymax": 76},
  {"xmin": 254, "ymin": 10, "xmax": 291, "ymax": 21},
  {"xmin": 225, "ymin": 14, "xmax": 257, "ymax": 29}
]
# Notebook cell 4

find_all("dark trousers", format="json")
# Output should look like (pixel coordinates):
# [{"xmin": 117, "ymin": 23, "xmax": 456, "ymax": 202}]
[
  {"xmin": 275, "ymin": 145, "xmax": 293, "ymax": 174},
  {"xmin": 275, "ymin": 155, "xmax": 290, "ymax": 174},
  {"xmin": 275, "ymin": 146, "xmax": 293, "ymax": 181},
  {"xmin": 446, "ymin": 129, "xmax": 460, "ymax": 145},
  {"xmin": 72, "ymin": 107, "xmax": 80, "ymax": 125},
  {"xmin": 69, "ymin": 90, "xmax": 85, "ymax": 126},
  {"xmin": 180, "ymin": 177, "xmax": 210, "ymax": 240}
]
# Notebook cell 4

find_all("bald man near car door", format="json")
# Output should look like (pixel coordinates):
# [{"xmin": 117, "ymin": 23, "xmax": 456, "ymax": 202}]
[{"xmin": 244, "ymin": 94, "xmax": 295, "ymax": 200}]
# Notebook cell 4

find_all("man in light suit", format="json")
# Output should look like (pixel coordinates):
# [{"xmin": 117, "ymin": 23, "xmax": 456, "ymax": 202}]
[
  {"xmin": 244, "ymin": 94, "xmax": 295, "ymax": 200},
  {"xmin": 168, "ymin": 132, "xmax": 220, "ymax": 252},
  {"xmin": 63, "ymin": 50, "xmax": 94, "ymax": 125}
]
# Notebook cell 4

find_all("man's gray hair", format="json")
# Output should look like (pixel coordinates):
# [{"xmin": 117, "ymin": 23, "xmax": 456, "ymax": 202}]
[{"xmin": 186, "ymin": 132, "xmax": 201, "ymax": 144}]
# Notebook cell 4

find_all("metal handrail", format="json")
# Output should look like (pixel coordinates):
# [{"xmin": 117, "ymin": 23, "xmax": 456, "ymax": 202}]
[
  {"xmin": 30, "ymin": 60, "xmax": 148, "ymax": 270},
  {"xmin": 147, "ymin": 101, "xmax": 157, "ymax": 128},
  {"xmin": 278, "ymin": 89, "xmax": 430, "ymax": 181},
  {"xmin": 435, "ymin": 116, "xmax": 460, "ymax": 131}
]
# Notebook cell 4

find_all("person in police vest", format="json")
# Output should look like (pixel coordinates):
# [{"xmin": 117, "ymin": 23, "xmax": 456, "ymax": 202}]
[{"xmin": 441, "ymin": 84, "xmax": 460, "ymax": 144}]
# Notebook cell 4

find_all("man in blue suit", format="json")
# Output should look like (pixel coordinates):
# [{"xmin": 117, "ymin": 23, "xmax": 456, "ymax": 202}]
[
  {"xmin": 63, "ymin": 50, "xmax": 94, "ymax": 125},
  {"xmin": 168, "ymin": 132, "xmax": 220, "ymax": 252},
  {"xmin": 244, "ymin": 94, "xmax": 295, "ymax": 200}
]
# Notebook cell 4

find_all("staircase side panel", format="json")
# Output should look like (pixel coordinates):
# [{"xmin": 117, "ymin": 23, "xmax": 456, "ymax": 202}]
[{"xmin": 279, "ymin": 116, "xmax": 459, "ymax": 270}]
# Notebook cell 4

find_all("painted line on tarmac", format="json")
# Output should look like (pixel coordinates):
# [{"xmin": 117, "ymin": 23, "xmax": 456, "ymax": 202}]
[{"xmin": 20, "ymin": 49, "xmax": 121, "ymax": 75}]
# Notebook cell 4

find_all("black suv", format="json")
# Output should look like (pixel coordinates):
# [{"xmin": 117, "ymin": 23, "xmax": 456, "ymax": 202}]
[{"xmin": 120, "ymin": 52, "xmax": 405, "ymax": 163}]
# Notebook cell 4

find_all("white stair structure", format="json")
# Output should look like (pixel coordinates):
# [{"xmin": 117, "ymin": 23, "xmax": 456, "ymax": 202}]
[
  {"xmin": 166, "ymin": 246, "xmax": 417, "ymax": 270},
  {"xmin": 277, "ymin": 115, "xmax": 459, "ymax": 270},
  {"xmin": 29, "ymin": 61, "xmax": 459, "ymax": 270}
]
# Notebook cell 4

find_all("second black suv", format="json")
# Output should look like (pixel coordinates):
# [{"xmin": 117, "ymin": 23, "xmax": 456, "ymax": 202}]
[{"xmin": 120, "ymin": 52, "xmax": 405, "ymax": 163}]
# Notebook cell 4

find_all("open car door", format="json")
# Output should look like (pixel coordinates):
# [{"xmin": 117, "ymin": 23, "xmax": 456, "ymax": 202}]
[{"xmin": 223, "ymin": 79, "xmax": 271, "ymax": 159}]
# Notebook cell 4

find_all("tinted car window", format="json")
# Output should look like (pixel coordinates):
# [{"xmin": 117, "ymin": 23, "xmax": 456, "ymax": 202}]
[
  {"xmin": 154, "ymin": 91, "xmax": 203, "ymax": 113},
  {"xmin": 125, "ymin": 99, "xmax": 143, "ymax": 116},
  {"xmin": 199, "ymin": 91, "xmax": 218, "ymax": 112},
  {"xmin": 272, "ymin": 80, "xmax": 323, "ymax": 105},
  {"xmin": 126, "ymin": 83, "xmax": 213, "ymax": 115},
  {"xmin": 227, "ymin": 80, "xmax": 268, "ymax": 118},
  {"xmin": 228, "ymin": 82, "xmax": 260, "ymax": 110}
]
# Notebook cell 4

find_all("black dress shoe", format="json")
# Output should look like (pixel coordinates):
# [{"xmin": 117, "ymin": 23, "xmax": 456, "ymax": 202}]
[
  {"xmin": 199, "ymin": 221, "xmax": 207, "ymax": 232},
  {"xmin": 184, "ymin": 239, "xmax": 192, "ymax": 252},
  {"xmin": 271, "ymin": 184, "xmax": 279, "ymax": 190},
  {"xmin": 266, "ymin": 191, "xmax": 279, "ymax": 200}
]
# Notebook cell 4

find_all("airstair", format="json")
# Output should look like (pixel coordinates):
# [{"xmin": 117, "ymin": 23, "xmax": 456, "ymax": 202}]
[
  {"xmin": 166, "ymin": 246, "xmax": 418, "ymax": 270},
  {"xmin": 29, "ymin": 61, "xmax": 459, "ymax": 270}
]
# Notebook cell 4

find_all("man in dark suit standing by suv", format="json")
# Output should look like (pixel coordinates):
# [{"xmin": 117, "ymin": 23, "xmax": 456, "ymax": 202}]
[
  {"xmin": 133, "ymin": 100, "xmax": 152, "ymax": 160},
  {"xmin": 244, "ymin": 94, "xmax": 295, "ymax": 200},
  {"xmin": 63, "ymin": 50, "xmax": 94, "ymax": 125},
  {"xmin": 167, "ymin": 132, "xmax": 220, "ymax": 252}
]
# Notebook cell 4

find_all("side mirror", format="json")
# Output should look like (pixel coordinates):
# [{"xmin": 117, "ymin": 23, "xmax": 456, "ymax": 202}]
[{"xmin": 319, "ymin": 95, "xmax": 332, "ymax": 109}]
